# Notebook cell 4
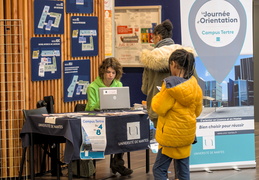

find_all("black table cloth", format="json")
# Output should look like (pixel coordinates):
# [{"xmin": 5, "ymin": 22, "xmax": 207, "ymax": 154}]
[{"xmin": 20, "ymin": 112, "xmax": 150, "ymax": 164}]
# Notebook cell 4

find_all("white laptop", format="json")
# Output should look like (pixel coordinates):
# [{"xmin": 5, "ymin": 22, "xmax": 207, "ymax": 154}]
[{"xmin": 98, "ymin": 87, "xmax": 131, "ymax": 111}]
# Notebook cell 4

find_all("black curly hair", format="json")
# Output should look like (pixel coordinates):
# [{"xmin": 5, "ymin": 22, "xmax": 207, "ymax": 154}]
[{"xmin": 153, "ymin": 19, "xmax": 173, "ymax": 39}]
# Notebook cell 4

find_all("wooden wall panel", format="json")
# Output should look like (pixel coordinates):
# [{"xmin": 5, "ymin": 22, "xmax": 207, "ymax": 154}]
[
  {"xmin": 0, "ymin": 0, "xmax": 7, "ymax": 177},
  {"xmin": 0, "ymin": 0, "xmax": 105, "ymax": 178}
]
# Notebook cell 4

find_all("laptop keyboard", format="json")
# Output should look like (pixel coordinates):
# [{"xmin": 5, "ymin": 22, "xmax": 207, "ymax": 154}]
[{"xmin": 99, "ymin": 109, "xmax": 130, "ymax": 113}]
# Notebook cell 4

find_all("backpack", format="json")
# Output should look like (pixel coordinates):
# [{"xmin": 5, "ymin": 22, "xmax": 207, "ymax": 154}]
[{"xmin": 71, "ymin": 159, "xmax": 96, "ymax": 177}]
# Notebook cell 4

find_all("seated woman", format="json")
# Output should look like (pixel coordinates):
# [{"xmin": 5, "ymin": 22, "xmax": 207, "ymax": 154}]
[{"xmin": 85, "ymin": 57, "xmax": 133, "ymax": 176}]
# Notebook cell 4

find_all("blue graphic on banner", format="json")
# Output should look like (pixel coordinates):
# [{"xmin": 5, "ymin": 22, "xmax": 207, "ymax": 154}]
[
  {"xmin": 63, "ymin": 60, "xmax": 90, "ymax": 102},
  {"xmin": 190, "ymin": 115, "xmax": 256, "ymax": 170},
  {"xmin": 191, "ymin": 132, "xmax": 255, "ymax": 164},
  {"xmin": 31, "ymin": 37, "xmax": 61, "ymax": 81},
  {"xmin": 71, "ymin": 16, "xmax": 98, "ymax": 57},
  {"xmin": 66, "ymin": 0, "xmax": 93, "ymax": 13},
  {"xmin": 34, "ymin": 0, "xmax": 64, "ymax": 34},
  {"xmin": 80, "ymin": 151, "xmax": 104, "ymax": 159},
  {"xmin": 80, "ymin": 127, "xmax": 104, "ymax": 159}
]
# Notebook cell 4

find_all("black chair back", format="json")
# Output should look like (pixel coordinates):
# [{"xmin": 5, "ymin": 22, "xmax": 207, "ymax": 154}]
[
  {"xmin": 74, "ymin": 104, "xmax": 86, "ymax": 112},
  {"xmin": 23, "ymin": 107, "xmax": 48, "ymax": 120}
]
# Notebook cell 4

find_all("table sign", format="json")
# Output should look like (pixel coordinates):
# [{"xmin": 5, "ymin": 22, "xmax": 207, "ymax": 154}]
[{"xmin": 80, "ymin": 117, "xmax": 106, "ymax": 159}]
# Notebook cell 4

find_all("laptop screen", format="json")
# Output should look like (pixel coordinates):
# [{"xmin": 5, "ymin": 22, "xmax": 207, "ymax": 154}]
[{"xmin": 99, "ymin": 87, "xmax": 131, "ymax": 110}]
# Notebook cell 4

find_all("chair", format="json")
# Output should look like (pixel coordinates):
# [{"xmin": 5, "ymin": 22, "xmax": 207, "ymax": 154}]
[
  {"xmin": 74, "ymin": 103, "xmax": 86, "ymax": 112},
  {"xmin": 19, "ymin": 107, "xmax": 62, "ymax": 179}
]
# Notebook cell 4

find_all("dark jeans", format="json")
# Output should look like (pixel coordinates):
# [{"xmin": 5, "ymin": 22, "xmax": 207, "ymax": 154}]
[{"xmin": 153, "ymin": 148, "xmax": 190, "ymax": 180}]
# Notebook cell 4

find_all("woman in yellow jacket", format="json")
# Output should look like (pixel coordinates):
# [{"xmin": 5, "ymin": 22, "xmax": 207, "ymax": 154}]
[{"xmin": 151, "ymin": 49, "xmax": 203, "ymax": 180}]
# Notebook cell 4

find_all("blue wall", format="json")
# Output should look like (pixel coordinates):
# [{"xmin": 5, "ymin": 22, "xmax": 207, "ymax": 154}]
[
  {"xmin": 121, "ymin": 68, "xmax": 145, "ymax": 106},
  {"xmin": 116, "ymin": 0, "xmax": 181, "ymax": 106}
]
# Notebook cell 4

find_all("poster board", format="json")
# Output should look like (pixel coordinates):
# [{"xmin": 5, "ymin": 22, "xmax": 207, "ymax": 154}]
[
  {"xmin": 34, "ymin": 0, "xmax": 64, "ymax": 34},
  {"xmin": 114, "ymin": 6, "xmax": 161, "ymax": 67},
  {"xmin": 31, "ymin": 37, "xmax": 61, "ymax": 81},
  {"xmin": 66, "ymin": 0, "xmax": 93, "ymax": 13},
  {"xmin": 63, "ymin": 60, "xmax": 90, "ymax": 102},
  {"xmin": 71, "ymin": 16, "xmax": 98, "ymax": 57}
]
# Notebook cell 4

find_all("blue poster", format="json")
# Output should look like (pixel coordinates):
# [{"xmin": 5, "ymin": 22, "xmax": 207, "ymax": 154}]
[
  {"xmin": 66, "ymin": 0, "xmax": 93, "ymax": 14},
  {"xmin": 31, "ymin": 37, "xmax": 61, "ymax": 81},
  {"xmin": 71, "ymin": 16, "xmax": 98, "ymax": 57},
  {"xmin": 34, "ymin": 0, "xmax": 64, "ymax": 34},
  {"xmin": 63, "ymin": 60, "xmax": 90, "ymax": 102}
]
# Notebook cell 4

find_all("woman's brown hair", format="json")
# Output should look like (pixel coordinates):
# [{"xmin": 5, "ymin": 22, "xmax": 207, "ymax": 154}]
[{"xmin": 99, "ymin": 57, "xmax": 123, "ymax": 80}]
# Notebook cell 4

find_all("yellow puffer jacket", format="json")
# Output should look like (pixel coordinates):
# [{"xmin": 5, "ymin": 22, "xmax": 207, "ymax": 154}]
[{"xmin": 151, "ymin": 76, "xmax": 203, "ymax": 159}]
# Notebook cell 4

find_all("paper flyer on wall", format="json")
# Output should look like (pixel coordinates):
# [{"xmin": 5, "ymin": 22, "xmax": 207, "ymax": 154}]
[{"xmin": 80, "ymin": 117, "xmax": 106, "ymax": 159}]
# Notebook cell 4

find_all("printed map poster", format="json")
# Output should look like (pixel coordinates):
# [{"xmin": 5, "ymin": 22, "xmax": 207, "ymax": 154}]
[
  {"xmin": 80, "ymin": 117, "xmax": 106, "ymax": 159},
  {"xmin": 31, "ymin": 37, "xmax": 61, "ymax": 81},
  {"xmin": 66, "ymin": 0, "xmax": 93, "ymax": 14},
  {"xmin": 63, "ymin": 60, "xmax": 90, "ymax": 102},
  {"xmin": 114, "ymin": 6, "xmax": 161, "ymax": 66},
  {"xmin": 34, "ymin": 0, "xmax": 64, "ymax": 34},
  {"xmin": 71, "ymin": 16, "xmax": 98, "ymax": 57},
  {"xmin": 180, "ymin": 0, "xmax": 255, "ymax": 171}
]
